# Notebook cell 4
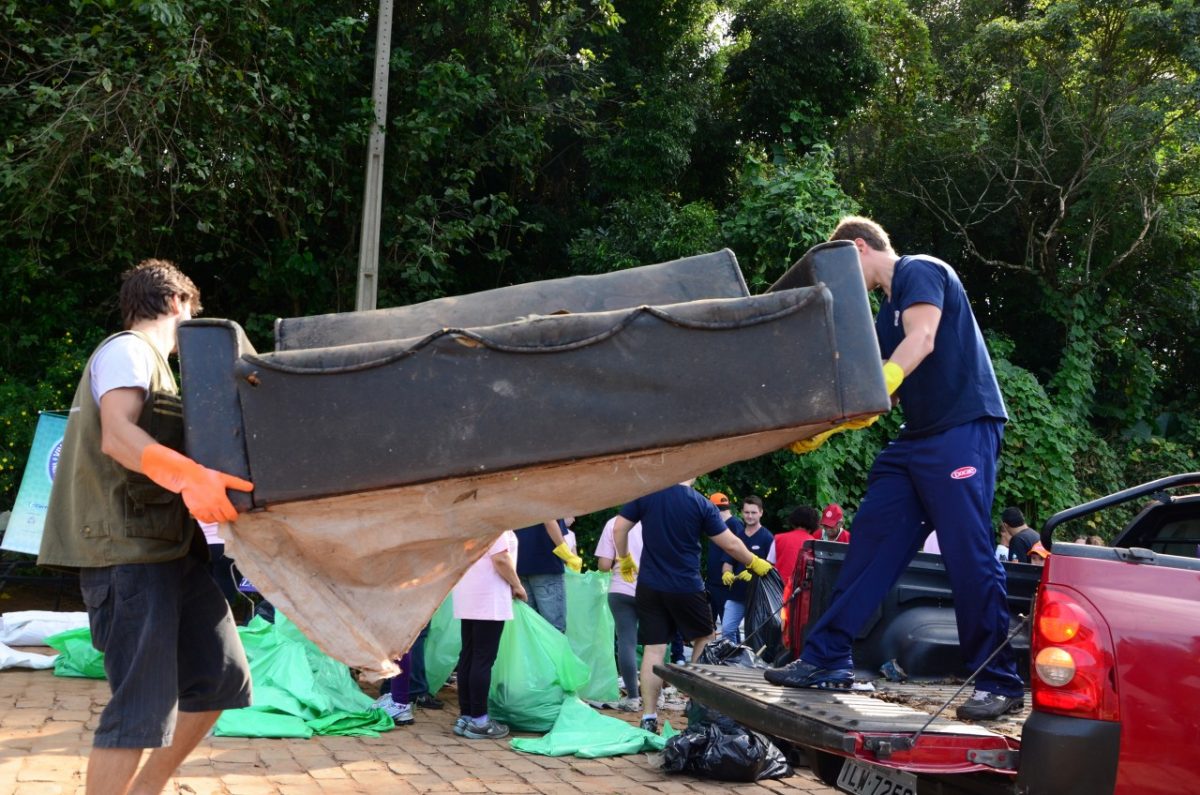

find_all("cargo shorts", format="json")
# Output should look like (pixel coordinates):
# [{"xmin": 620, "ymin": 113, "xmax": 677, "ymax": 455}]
[{"xmin": 79, "ymin": 552, "xmax": 252, "ymax": 748}]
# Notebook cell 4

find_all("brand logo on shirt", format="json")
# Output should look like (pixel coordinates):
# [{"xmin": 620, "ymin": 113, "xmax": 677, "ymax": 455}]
[{"xmin": 950, "ymin": 466, "xmax": 977, "ymax": 480}]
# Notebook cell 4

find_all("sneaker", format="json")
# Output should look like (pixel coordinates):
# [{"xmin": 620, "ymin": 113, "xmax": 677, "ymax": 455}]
[
  {"xmin": 452, "ymin": 715, "xmax": 468, "ymax": 736},
  {"xmin": 372, "ymin": 694, "xmax": 414, "ymax": 725},
  {"xmin": 955, "ymin": 691, "xmax": 1024, "ymax": 721},
  {"xmin": 764, "ymin": 658, "xmax": 855, "ymax": 689},
  {"xmin": 414, "ymin": 693, "xmax": 445, "ymax": 710},
  {"xmin": 639, "ymin": 716, "xmax": 659, "ymax": 735},
  {"xmin": 463, "ymin": 718, "xmax": 510, "ymax": 740},
  {"xmin": 615, "ymin": 696, "xmax": 642, "ymax": 713}
]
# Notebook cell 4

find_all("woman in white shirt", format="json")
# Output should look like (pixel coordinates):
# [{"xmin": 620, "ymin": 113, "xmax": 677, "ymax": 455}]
[{"xmin": 451, "ymin": 531, "xmax": 526, "ymax": 739}]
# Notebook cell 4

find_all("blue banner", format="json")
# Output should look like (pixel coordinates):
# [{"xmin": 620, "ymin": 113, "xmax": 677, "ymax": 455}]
[{"xmin": 2, "ymin": 412, "xmax": 69, "ymax": 556}]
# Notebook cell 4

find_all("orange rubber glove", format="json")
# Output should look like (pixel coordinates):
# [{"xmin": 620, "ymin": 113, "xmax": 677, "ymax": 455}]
[
  {"xmin": 883, "ymin": 361, "xmax": 905, "ymax": 395},
  {"xmin": 141, "ymin": 443, "xmax": 254, "ymax": 524}
]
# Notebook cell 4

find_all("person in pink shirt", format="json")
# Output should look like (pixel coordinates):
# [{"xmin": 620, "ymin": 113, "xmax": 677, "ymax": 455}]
[
  {"xmin": 595, "ymin": 515, "xmax": 644, "ymax": 712},
  {"xmin": 451, "ymin": 530, "xmax": 526, "ymax": 739}
]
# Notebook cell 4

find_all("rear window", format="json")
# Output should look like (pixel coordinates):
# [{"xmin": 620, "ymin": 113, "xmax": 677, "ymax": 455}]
[{"xmin": 1146, "ymin": 518, "xmax": 1200, "ymax": 559}]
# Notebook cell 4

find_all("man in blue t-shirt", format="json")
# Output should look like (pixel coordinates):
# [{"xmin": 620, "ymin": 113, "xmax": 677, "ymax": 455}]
[
  {"xmin": 613, "ymin": 479, "xmax": 772, "ymax": 734},
  {"xmin": 719, "ymin": 496, "xmax": 775, "ymax": 643},
  {"xmin": 766, "ymin": 216, "xmax": 1025, "ymax": 722}
]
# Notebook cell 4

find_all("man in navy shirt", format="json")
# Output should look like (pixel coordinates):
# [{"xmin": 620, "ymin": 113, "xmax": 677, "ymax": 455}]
[
  {"xmin": 514, "ymin": 520, "xmax": 582, "ymax": 633},
  {"xmin": 766, "ymin": 216, "xmax": 1025, "ymax": 721},
  {"xmin": 719, "ymin": 496, "xmax": 774, "ymax": 643},
  {"xmin": 613, "ymin": 480, "xmax": 772, "ymax": 734}
]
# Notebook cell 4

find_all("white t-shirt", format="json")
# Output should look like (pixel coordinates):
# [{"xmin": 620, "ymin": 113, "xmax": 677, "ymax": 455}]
[
  {"xmin": 200, "ymin": 521, "xmax": 223, "ymax": 545},
  {"xmin": 594, "ymin": 517, "xmax": 643, "ymax": 598},
  {"xmin": 453, "ymin": 531, "xmax": 518, "ymax": 621},
  {"xmin": 89, "ymin": 334, "xmax": 156, "ymax": 406}
]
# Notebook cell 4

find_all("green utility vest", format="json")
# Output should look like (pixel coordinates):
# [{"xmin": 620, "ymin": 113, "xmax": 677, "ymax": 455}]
[{"xmin": 38, "ymin": 331, "xmax": 198, "ymax": 569}]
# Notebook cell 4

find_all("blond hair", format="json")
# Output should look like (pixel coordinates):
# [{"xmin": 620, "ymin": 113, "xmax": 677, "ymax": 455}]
[{"xmin": 829, "ymin": 216, "xmax": 894, "ymax": 254}]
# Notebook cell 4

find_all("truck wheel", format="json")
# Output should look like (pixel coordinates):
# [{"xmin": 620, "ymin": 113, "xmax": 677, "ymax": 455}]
[{"xmin": 807, "ymin": 749, "xmax": 845, "ymax": 786}]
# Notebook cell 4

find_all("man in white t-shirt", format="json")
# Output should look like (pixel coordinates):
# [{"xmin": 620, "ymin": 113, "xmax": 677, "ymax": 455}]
[{"xmin": 39, "ymin": 259, "xmax": 254, "ymax": 795}]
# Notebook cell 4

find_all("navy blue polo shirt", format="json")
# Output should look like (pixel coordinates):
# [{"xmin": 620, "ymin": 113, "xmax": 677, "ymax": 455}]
[
  {"xmin": 876, "ymin": 256, "xmax": 1008, "ymax": 438},
  {"xmin": 727, "ymin": 525, "xmax": 773, "ymax": 601},
  {"xmin": 514, "ymin": 520, "xmax": 566, "ymax": 576},
  {"xmin": 619, "ymin": 485, "xmax": 728, "ymax": 593}
]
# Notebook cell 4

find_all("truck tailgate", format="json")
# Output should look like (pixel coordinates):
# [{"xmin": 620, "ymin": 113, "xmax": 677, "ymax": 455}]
[{"xmin": 656, "ymin": 663, "xmax": 1019, "ymax": 776}]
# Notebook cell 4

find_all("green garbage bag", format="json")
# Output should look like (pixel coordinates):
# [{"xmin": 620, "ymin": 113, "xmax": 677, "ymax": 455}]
[
  {"xmin": 510, "ymin": 697, "xmax": 677, "ymax": 758},
  {"xmin": 565, "ymin": 570, "xmax": 619, "ymax": 702},
  {"xmin": 488, "ymin": 601, "xmax": 590, "ymax": 732},
  {"xmin": 45, "ymin": 627, "xmax": 105, "ymax": 679},
  {"xmin": 305, "ymin": 710, "xmax": 395, "ymax": 737},
  {"xmin": 214, "ymin": 613, "xmax": 392, "ymax": 738},
  {"xmin": 423, "ymin": 596, "xmax": 461, "ymax": 694},
  {"xmin": 212, "ymin": 709, "xmax": 313, "ymax": 739}
]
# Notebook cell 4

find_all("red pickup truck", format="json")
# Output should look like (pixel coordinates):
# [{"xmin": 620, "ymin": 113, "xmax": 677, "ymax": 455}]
[{"xmin": 658, "ymin": 473, "xmax": 1200, "ymax": 794}]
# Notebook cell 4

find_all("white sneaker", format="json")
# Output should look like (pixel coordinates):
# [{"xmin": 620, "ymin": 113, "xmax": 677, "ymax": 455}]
[
  {"xmin": 372, "ymin": 693, "xmax": 414, "ymax": 725},
  {"xmin": 615, "ymin": 696, "xmax": 642, "ymax": 713}
]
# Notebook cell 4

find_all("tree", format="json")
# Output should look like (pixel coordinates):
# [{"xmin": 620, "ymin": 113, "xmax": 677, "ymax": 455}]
[{"xmin": 894, "ymin": 0, "xmax": 1200, "ymax": 428}]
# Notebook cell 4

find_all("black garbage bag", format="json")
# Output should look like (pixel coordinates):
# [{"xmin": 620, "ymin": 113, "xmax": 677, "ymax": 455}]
[
  {"xmin": 695, "ymin": 637, "xmax": 768, "ymax": 669},
  {"xmin": 687, "ymin": 638, "xmax": 768, "ymax": 729},
  {"xmin": 742, "ymin": 569, "xmax": 785, "ymax": 663},
  {"xmin": 662, "ymin": 724, "xmax": 793, "ymax": 781}
]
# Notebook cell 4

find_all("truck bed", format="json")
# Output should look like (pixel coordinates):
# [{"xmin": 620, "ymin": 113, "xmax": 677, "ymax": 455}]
[{"xmin": 656, "ymin": 663, "xmax": 1020, "ymax": 777}]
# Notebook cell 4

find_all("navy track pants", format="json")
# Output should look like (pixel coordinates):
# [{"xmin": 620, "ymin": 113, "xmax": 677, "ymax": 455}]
[{"xmin": 801, "ymin": 417, "xmax": 1024, "ymax": 698}]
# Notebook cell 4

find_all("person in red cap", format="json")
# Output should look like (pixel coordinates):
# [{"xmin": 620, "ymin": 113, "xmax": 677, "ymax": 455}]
[{"xmin": 819, "ymin": 504, "xmax": 850, "ymax": 543}]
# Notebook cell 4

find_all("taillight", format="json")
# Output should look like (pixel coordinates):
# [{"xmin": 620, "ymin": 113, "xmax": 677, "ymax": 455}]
[{"xmin": 1030, "ymin": 582, "xmax": 1120, "ymax": 721}]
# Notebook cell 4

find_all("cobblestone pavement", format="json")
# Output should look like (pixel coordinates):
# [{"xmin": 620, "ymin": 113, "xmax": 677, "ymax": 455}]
[{"xmin": 0, "ymin": 664, "xmax": 842, "ymax": 794}]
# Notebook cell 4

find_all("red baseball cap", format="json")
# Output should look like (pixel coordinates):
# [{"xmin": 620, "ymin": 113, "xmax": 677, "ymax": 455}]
[{"xmin": 820, "ymin": 503, "xmax": 844, "ymax": 528}]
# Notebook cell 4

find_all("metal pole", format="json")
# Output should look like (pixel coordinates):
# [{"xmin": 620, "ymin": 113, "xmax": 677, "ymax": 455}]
[{"xmin": 355, "ymin": 0, "xmax": 394, "ymax": 312}]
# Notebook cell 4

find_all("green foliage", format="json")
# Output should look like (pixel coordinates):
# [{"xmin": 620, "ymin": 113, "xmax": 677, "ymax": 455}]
[
  {"xmin": 725, "ymin": 0, "xmax": 883, "ymax": 147},
  {"xmin": 991, "ymin": 349, "xmax": 1081, "ymax": 526},
  {"xmin": 567, "ymin": 196, "xmax": 720, "ymax": 273},
  {"xmin": 378, "ymin": 0, "xmax": 620, "ymax": 299},
  {"xmin": 721, "ymin": 145, "xmax": 859, "ymax": 289}
]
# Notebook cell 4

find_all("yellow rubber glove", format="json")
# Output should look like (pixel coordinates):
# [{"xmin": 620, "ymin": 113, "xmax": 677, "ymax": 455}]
[
  {"xmin": 721, "ymin": 570, "xmax": 736, "ymax": 587},
  {"xmin": 736, "ymin": 569, "xmax": 753, "ymax": 582},
  {"xmin": 553, "ymin": 542, "xmax": 583, "ymax": 573},
  {"xmin": 618, "ymin": 554, "xmax": 638, "ymax": 583},
  {"xmin": 141, "ymin": 443, "xmax": 253, "ymax": 524},
  {"xmin": 883, "ymin": 361, "xmax": 904, "ymax": 395},
  {"xmin": 747, "ymin": 555, "xmax": 773, "ymax": 577},
  {"xmin": 840, "ymin": 414, "xmax": 879, "ymax": 431},
  {"xmin": 788, "ymin": 428, "xmax": 837, "ymax": 454}
]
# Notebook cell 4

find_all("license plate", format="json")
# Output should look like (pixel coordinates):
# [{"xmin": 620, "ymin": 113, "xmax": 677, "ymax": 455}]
[{"xmin": 836, "ymin": 758, "xmax": 918, "ymax": 795}]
